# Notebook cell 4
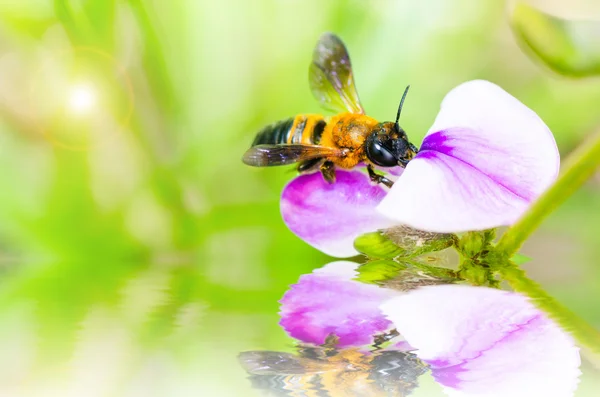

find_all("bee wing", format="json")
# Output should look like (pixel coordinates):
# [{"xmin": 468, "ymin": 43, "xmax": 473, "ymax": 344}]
[
  {"xmin": 238, "ymin": 351, "xmax": 330, "ymax": 375},
  {"xmin": 242, "ymin": 144, "xmax": 342, "ymax": 167},
  {"xmin": 309, "ymin": 33, "xmax": 365, "ymax": 114}
]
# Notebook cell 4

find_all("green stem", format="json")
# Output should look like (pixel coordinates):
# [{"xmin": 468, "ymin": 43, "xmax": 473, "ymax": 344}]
[
  {"xmin": 496, "ymin": 131, "xmax": 600, "ymax": 257},
  {"xmin": 499, "ymin": 263, "xmax": 600, "ymax": 353}
]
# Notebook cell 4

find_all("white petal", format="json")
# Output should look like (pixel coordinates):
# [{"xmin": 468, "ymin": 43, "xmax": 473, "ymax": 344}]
[
  {"xmin": 377, "ymin": 80, "xmax": 559, "ymax": 232},
  {"xmin": 380, "ymin": 285, "xmax": 581, "ymax": 397}
]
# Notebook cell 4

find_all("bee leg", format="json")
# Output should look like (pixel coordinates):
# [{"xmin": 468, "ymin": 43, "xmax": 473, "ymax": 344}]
[
  {"xmin": 320, "ymin": 161, "xmax": 336, "ymax": 184},
  {"xmin": 297, "ymin": 157, "xmax": 323, "ymax": 174},
  {"xmin": 323, "ymin": 333, "xmax": 340, "ymax": 348},
  {"xmin": 321, "ymin": 333, "xmax": 340, "ymax": 356},
  {"xmin": 372, "ymin": 329, "xmax": 400, "ymax": 349},
  {"xmin": 367, "ymin": 165, "xmax": 394, "ymax": 188}
]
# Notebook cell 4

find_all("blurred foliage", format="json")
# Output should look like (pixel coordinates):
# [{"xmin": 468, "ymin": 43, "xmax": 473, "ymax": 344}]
[
  {"xmin": 512, "ymin": 2, "xmax": 600, "ymax": 77},
  {"xmin": 0, "ymin": 0, "xmax": 598, "ymax": 395}
]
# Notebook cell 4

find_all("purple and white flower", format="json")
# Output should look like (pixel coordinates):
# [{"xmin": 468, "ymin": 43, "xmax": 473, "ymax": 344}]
[
  {"xmin": 278, "ymin": 263, "xmax": 581, "ymax": 396},
  {"xmin": 381, "ymin": 285, "xmax": 581, "ymax": 396},
  {"xmin": 278, "ymin": 261, "xmax": 398, "ymax": 347},
  {"xmin": 281, "ymin": 80, "xmax": 559, "ymax": 257}
]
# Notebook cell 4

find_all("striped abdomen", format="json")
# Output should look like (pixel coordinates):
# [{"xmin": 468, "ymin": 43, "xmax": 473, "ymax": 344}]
[{"xmin": 251, "ymin": 114, "xmax": 326, "ymax": 146}]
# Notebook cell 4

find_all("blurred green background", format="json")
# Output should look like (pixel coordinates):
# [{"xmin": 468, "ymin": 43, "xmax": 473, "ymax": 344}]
[{"xmin": 0, "ymin": 0, "xmax": 599, "ymax": 395}]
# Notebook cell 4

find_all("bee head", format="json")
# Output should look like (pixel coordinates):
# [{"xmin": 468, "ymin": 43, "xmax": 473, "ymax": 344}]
[
  {"xmin": 365, "ymin": 85, "xmax": 418, "ymax": 168},
  {"xmin": 366, "ymin": 123, "xmax": 417, "ymax": 167}
]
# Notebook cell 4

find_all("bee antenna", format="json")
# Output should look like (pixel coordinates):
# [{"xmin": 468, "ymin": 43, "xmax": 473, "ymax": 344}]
[{"xmin": 395, "ymin": 85, "xmax": 410, "ymax": 129}]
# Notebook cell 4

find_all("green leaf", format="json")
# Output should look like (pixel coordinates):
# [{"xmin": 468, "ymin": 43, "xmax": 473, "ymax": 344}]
[
  {"xmin": 354, "ymin": 226, "xmax": 455, "ymax": 260},
  {"xmin": 383, "ymin": 226, "xmax": 456, "ymax": 257},
  {"xmin": 355, "ymin": 260, "xmax": 407, "ymax": 284},
  {"xmin": 511, "ymin": 253, "xmax": 532, "ymax": 265},
  {"xmin": 512, "ymin": 3, "xmax": 600, "ymax": 77},
  {"xmin": 354, "ymin": 232, "xmax": 406, "ymax": 259}
]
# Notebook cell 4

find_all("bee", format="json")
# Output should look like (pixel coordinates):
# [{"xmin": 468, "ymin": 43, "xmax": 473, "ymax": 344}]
[
  {"xmin": 238, "ymin": 345, "xmax": 427, "ymax": 396},
  {"xmin": 242, "ymin": 33, "xmax": 418, "ymax": 188}
]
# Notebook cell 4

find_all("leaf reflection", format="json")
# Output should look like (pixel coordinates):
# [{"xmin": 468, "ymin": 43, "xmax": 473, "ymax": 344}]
[{"xmin": 355, "ymin": 259, "xmax": 458, "ymax": 290}]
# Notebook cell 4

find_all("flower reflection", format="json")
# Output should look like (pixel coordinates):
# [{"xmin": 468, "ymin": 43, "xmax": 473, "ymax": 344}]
[
  {"xmin": 279, "ymin": 261, "xmax": 399, "ymax": 347},
  {"xmin": 381, "ymin": 285, "xmax": 581, "ymax": 396},
  {"xmin": 240, "ymin": 261, "xmax": 581, "ymax": 396}
]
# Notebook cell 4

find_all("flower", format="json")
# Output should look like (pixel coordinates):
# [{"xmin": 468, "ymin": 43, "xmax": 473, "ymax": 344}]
[
  {"xmin": 281, "ymin": 80, "xmax": 559, "ymax": 257},
  {"xmin": 278, "ymin": 261, "xmax": 398, "ymax": 347},
  {"xmin": 380, "ymin": 285, "xmax": 581, "ymax": 396},
  {"xmin": 276, "ymin": 263, "xmax": 581, "ymax": 396}
]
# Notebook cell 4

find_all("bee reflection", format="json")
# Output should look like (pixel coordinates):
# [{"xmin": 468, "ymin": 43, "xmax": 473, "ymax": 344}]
[{"xmin": 238, "ymin": 344, "xmax": 428, "ymax": 397}]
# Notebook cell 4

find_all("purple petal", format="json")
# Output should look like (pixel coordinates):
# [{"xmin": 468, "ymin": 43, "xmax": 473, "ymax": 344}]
[
  {"xmin": 279, "ymin": 261, "xmax": 398, "ymax": 347},
  {"xmin": 377, "ymin": 165, "xmax": 404, "ymax": 177},
  {"xmin": 377, "ymin": 80, "xmax": 559, "ymax": 232},
  {"xmin": 281, "ymin": 170, "xmax": 395, "ymax": 257},
  {"xmin": 386, "ymin": 167, "xmax": 404, "ymax": 176},
  {"xmin": 380, "ymin": 285, "xmax": 581, "ymax": 396},
  {"xmin": 358, "ymin": 162, "xmax": 404, "ymax": 177}
]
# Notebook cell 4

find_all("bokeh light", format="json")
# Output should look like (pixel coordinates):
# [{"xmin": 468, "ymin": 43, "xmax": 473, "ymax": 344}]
[
  {"xmin": 67, "ymin": 83, "xmax": 97, "ymax": 115},
  {"xmin": 29, "ymin": 47, "xmax": 134, "ymax": 150}
]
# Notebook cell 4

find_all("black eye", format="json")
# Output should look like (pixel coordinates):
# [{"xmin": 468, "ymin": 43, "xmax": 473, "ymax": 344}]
[{"xmin": 366, "ymin": 138, "xmax": 397, "ymax": 167}]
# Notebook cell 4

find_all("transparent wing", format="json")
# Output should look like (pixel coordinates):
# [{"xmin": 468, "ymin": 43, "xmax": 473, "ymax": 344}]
[
  {"xmin": 309, "ymin": 32, "xmax": 364, "ymax": 114},
  {"xmin": 242, "ymin": 144, "xmax": 342, "ymax": 167}
]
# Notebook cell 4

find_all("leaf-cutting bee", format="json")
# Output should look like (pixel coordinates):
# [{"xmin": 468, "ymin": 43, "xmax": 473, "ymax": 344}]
[{"xmin": 242, "ymin": 32, "xmax": 418, "ymax": 188}]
